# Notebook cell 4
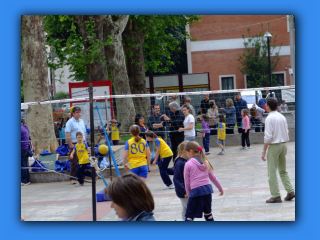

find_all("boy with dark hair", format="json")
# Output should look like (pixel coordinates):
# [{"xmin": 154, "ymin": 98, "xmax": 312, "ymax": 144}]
[{"xmin": 70, "ymin": 132, "xmax": 91, "ymax": 186}]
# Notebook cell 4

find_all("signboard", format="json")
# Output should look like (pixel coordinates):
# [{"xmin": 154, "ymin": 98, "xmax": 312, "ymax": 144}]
[
  {"xmin": 281, "ymin": 89, "xmax": 295, "ymax": 103},
  {"xmin": 69, "ymin": 81, "xmax": 113, "ymax": 129}
]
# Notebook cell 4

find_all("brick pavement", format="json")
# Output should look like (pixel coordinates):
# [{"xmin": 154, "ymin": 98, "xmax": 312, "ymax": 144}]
[{"xmin": 21, "ymin": 142, "xmax": 295, "ymax": 221}]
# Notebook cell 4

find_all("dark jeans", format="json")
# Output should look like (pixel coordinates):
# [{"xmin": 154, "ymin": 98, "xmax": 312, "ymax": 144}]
[
  {"xmin": 21, "ymin": 149, "xmax": 30, "ymax": 184},
  {"xmin": 77, "ymin": 163, "xmax": 92, "ymax": 184},
  {"xmin": 112, "ymin": 140, "xmax": 119, "ymax": 145},
  {"xmin": 209, "ymin": 124, "xmax": 218, "ymax": 135},
  {"xmin": 203, "ymin": 133, "xmax": 210, "ymax": 152},
  {"xmin": 69, "ymin": 145, "xmax": 78, "ymax": 181},
  {"xmin": 226, "ymin": 124, "xmax": 235, "ymax": 134},
  {"xmin": 237, "ymin": 118, "xmax": 243, "ymax": 133},
  {"xmin": 158, "ymin": 156, "xmax": 173, "ymax": 186},
  {"xmin": 241, "ymin": 130, "xmax": 250, "ymax": 147},
  {"xmin": 170, "ymin": 132, "xmax": 185, "ymax": 160},
  {"xmin": 254, "ymin": 124, "xmax": 265, "ymax": 132}
]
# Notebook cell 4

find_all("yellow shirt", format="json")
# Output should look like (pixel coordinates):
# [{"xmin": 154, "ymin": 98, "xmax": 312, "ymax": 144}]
[
  {"xmin": 217, "ymin": 122, "xmax": 226, "ymax": 140},
  {"xmin": 153, "ymin": 138, "xmax": 173, "ymax": 158},
  {"xmin": 126, "ymin": 137, "xmax": 148, "ymax": 169},
  {"xmin": 74, "ymin": 142, "xmax": 89, "ymax": 164},
  {"xmin": 111, "ymin": 125, "xmax": 120, "ymax": 141}
]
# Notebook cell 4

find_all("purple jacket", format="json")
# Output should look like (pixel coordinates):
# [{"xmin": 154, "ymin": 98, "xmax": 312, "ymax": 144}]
[
  {"xmin": 201, "ymin": 120, "xmax": 210, "ymax": 134},
  {"xmin": 184, "ymin": 158, "xmax": 223, "ymax": 196},
  {"xmin": 21, "ymin": 125, "xmax": 30, "ymax": 150}
]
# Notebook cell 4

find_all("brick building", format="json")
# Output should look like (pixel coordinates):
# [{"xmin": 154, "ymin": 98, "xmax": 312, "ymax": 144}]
[{"xmin": 186, "ymin": 15, "xmax": 294, "ymax": 90}]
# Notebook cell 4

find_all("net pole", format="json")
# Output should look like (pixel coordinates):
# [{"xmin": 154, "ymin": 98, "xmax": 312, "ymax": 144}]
[{"xmin": 89, "ymin": 84, "xmax": 97, "ymax": 221}]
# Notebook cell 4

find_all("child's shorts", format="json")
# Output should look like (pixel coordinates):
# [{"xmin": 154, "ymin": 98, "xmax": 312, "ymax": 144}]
[
  {"xmin": 217, "ymin": 139, "xmax": 225, "ymax": 146},
  {"xmin": 129, "ymin": 165, "xmax": 148, "ymax": 178},
  {"xmin": 185, "ymin": 194, "xmax": 212, "ymax": 218}
]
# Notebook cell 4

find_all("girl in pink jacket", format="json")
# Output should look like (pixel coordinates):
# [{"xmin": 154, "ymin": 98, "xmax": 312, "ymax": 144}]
[
  {"xmin": 240, "ymin": 109, "xmax": 251, "ymax": 150},
  {"xmin": 183, "ymin": 141, "xmax": 223, "ymax": 221}
]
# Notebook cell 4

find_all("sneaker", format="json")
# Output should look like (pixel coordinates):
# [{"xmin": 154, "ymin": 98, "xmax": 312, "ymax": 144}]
[
  {"xmin": 218, "ymin": 151, "xmax": 224, "ymax": 155},
  {"xmin": 21, "ymin": 182, "xmax": 26, "ymax": 186},
  {"xmin": 266, "ymin": 196, "xmax": 282, "ymax": 203},
  {"xmin": 247, "ymin": 146, "xmax": 252, "ymax": 149},
  {"xmin": 79, "ymin": 183, "xmax": 84, "ymax": 186},
  {"xmin": 163, "ymin": 184, "xmax": 175, "ymax": 190},
  {"xmin": 284, "ymin": 191, "xmax": 295, "ymax": 201},
  {"xmin": 70, "ymin": 180, "xmax": 77, "ymax": 185},
  {"xmin": 26, "ymin": 182, "xmax": 31, "ymax": 185},
  {"xmin": 222, "ymin": 149, "xmax": 226, "ymax": 153},
  {"xmin": 84, "ymin": 179, "xmax": 92, "ymax": 183},
  {"xmin": 239, "ymin": 147, "xmax": 247, "ymax": 150},
  {"xmin": 205, "ymin": 152, "xmax": 210, "ymax": 155}
]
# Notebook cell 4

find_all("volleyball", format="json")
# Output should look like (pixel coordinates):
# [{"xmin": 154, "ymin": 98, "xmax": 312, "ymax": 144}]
[{"xmin": 98, "ymin": 144, "xmax": 109, "ymax": 155}]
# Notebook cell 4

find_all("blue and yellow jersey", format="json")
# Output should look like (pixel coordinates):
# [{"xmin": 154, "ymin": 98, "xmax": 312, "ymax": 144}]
[
  {"xmin": 74, "ymin": 142, "xmax": 89, "ymax": 164},
  {"xmin": 217, "ymin": 122, "xmax": 226, "ymax": 140},
  {"xmin": 154, "ymin": 138, "xmax": 173, "ymax": 159},
  {"xmin": 125, "ymin": 137, "xmax": 149, "ymax": 169},
  {"xmin": 111, "ymin": 125, "xmax": 120, "ymax": 141}
]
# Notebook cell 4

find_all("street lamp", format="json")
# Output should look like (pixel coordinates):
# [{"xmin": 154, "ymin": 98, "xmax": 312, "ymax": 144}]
[{"xmin": 264, "ymin": 30, "xmax": 272, "ymax": 87}]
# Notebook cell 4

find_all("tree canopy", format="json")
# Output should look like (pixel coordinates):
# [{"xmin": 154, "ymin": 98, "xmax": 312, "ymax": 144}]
[{"xmin": 237, "ymin": 26, "xmax": 282, "ymax": 88}]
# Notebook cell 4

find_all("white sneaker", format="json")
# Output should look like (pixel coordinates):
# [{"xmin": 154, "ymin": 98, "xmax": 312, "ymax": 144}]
[
  {"xmin": 239, "ymin": 147, "xmax": 247, "ymax": 150},
  {"xmin": 163, "ymin": 184, "xmax": 175, "ymax": 190},
  {"xmin": 247, "ymin": 146, "xmax": 252, "ymax": 149}
]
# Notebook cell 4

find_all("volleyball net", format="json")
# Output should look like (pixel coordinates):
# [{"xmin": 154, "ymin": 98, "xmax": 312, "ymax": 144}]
[{"xmin": 21, "ymin": 85, "xmax": 295, "ymax": 149}]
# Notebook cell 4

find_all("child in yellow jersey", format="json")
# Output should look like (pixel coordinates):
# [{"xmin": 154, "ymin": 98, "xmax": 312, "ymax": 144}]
[
  {"xmin": 108, "ymin": 119, "xmax": 121, "ymax": 145},
  {"xmin": 217, "ymin": 115, "xmax": 226, "ymax": 155},
  {"xmin": 123, "ymin": 125, "xmax": 151, "ymax": 183},
  {"xmin": 70, "ymin": 132, "xmax": 91, "ymax": 186},
  {"xmin": 145, "ymin": 131, "xmax": 175, "ymax": 190}
]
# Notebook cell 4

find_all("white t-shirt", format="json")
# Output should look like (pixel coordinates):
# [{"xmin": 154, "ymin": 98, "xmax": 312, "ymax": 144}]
[{"xmin": 183, "ymin": 114, "xmax": 195, "ymax": 136}]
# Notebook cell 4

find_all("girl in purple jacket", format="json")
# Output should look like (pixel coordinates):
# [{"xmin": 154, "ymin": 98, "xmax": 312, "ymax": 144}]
[
  {"xmin": 183, "ymin": 141, "xmax": 224, "ymax": 221},
  {"xmin": 200, "ymin": 114, "xmax": 211, "ymax": 155}
]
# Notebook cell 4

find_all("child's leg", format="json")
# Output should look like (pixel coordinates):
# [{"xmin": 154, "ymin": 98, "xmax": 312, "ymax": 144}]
[
  {"xmin": 205, "ymin": 133, "xmax": 210, "ymax": 152},
  {"xmin": 179, "ymin": 198, "xmax": 188, "ymax": 221},
  {"xmin": 241, "ymin": 132, "xmax": 245, "ymax": 147},
  {"xmin": 245, "ymin": 131, "xmax": 250, "ymax": 147},
  {"xmin": 77, "ymin": 164, "xmax": 85, "ymax": 185},
  {"xmin": 203, "ymin": 194, "xmax": 214, "ymax": 221}
]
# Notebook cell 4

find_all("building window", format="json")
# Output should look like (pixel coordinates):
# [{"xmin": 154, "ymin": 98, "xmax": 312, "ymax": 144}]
[
  {"xmin": 219, "ymin": 75, "xmax": 236, "ymax": 90},
  {"xmin": 221, "ymin": 77, "xmax": 234, "ymax": 90},
  {"xmin": 273, "ymin": 73, "xmax": 285, "ymax": 86}
]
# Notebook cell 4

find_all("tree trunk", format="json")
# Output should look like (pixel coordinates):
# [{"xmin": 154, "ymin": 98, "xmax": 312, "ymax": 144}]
[
  {"xmin": 104, "ymin": 15, "xmax": 136, "ymax": 131},
  {"xmin": 123, "ymin": 19, "xmax": 151, "ymax": 123},
  {"xmin": 21, "ymin": 15, "xmax": 58, "ymax": 155},
  {"xmin": 74, "ymin": 15, "xmax": 109, "ymax": 81}
]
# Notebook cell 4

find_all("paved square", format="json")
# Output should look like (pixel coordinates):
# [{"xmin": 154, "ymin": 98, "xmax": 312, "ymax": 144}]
[{"xmin": 21, "ymin": 142, "xmax": 295, "ymax": 221}]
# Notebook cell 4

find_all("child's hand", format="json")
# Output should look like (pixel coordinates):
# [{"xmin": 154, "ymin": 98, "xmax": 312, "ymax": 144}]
[
  {"xmin": 70, "ymin": 154, "xmax": 73, "ymax": 159},
  {"xmin": 124, "ymin": 165, "xmax": 129, "ymax": 171},
  {"xmin": 245, "ymin": 130, "xmax": 247, "ymax": 133},
  {"xmin": 178, "ymin": 128, "xmax": 183, "ymax": 132},
  {"xmin": 202, "ymin": 133, "xmax": 205, "ymax": 138},
  {"xmin": 219, "ymin": 190, "xmax": 224, "ymax": 196},
  {"xmin": 184, "ymin": 194, "xmax": 188, "ymax": 198},
  {"xmin": 152, "ymin": 160, "xmax": 157, "ymax": 166}
]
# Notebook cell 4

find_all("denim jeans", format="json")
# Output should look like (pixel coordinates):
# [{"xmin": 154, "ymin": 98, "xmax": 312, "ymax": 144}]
[
  {"xmin": 21, "ymin": 149, "xmax": 30, "ymax": 184},
  {"xmin": 158, "ymin": 156, "xmax": 173, "ymax": 186},
  {"xmin": 184, "ymin": 136, "xmax": 195, "ymax": 141},
  {"xmin": 203, "ymin": 133, "xmax": 210, "ymax": 152}
]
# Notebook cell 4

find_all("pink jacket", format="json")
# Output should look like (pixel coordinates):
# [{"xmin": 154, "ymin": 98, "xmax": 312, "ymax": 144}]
[
  {"xmin": 184, "ymin": 158, "xmax": 223, "ymax": 196},
  {"xmin": 242, "ymin": 115, "xmax": 250, "ymax": 130}
]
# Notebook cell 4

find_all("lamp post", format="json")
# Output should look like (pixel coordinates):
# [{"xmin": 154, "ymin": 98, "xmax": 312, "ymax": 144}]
[{"xmin": 264, "ymin": 30, "xmax": 272, "ymax": 87}]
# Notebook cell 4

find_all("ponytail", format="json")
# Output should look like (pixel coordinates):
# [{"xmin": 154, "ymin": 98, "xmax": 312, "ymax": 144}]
[
  {"xmin": 199, "ymin": 150, "xmax": 214, "ymax": 172},
  {"xmin": 134, "ymin": 135, "xmax": 142, "ymax": 142}
]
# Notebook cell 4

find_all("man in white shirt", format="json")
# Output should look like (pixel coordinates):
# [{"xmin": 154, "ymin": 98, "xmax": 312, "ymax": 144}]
[
  {"xmin": 65, "ymin": 106, "xmax": 87, "ymax": 184},
  {"xmin": 261, "ymin": 98, "xmax": 295, "ymax": 203}
]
